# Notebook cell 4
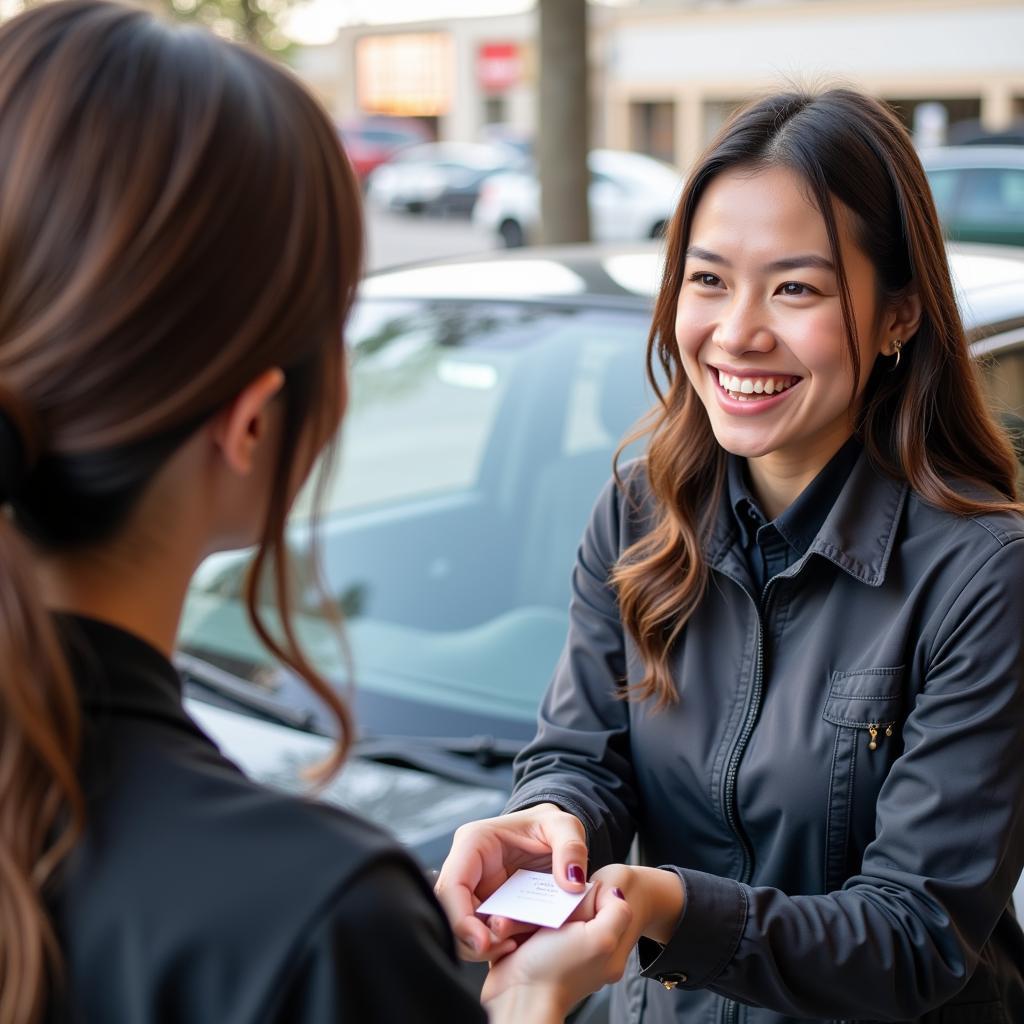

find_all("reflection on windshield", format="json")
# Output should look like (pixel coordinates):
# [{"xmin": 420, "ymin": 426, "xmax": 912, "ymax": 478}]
[{"xmin": 180, "ymin": 299, "xmax": 652, "ymax": 734}]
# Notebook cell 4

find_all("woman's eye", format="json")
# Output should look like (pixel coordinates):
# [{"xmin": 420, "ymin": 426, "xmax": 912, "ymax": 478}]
[
  {"xmin": 689, "ymin": 272, "xmax": 721, "ymax": 288},
  {"xmin": 778, "ymin": 281, "xmax": 814, "ymax": 296}
]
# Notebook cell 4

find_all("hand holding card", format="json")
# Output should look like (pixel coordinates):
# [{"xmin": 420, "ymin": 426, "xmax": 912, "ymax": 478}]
[{"xmin": 476, "ymin": 869, "xmax": 593, "ymax": 929}]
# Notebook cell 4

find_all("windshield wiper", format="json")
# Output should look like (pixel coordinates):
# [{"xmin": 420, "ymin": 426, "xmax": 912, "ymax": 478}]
[
  {"xmin": 175, "ymin": 651, "xmax": 318, "ymax": 733},
  {"xmin": 356, "ymin": 733, "xmax": 522, "ymax": 767},
  {"xmin": 177, "ymin": 651, "xmax": 525, "ymax": 783},
  {"xmin": 352, "ymin": 733, "xmax": 523, "ymax": 786}
]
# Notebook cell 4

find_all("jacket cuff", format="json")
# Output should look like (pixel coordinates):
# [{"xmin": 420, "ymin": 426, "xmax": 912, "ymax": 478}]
[{"xmin": 638, "ymin": 867, "xmax": 747, "ymax": 990}]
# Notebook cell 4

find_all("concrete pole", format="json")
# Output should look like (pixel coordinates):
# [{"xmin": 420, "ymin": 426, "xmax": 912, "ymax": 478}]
[{"xmin": 537, "ymin": 0, "xmax": 590, "ymax": 244}]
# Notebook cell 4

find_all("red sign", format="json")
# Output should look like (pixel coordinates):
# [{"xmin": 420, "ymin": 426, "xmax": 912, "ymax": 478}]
[{"xmin": 477, "ymin": 43, "xmax": 522, "ymax": 94}]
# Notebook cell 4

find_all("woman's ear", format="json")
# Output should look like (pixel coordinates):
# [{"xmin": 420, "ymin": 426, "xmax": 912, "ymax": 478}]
[
  {"xmin": 883, "ymin": 290, "xmax": 923, "ymax": 354},
  {"xmin": 208, "ymin": 368, "xmax": 286, "ymax": 476}
]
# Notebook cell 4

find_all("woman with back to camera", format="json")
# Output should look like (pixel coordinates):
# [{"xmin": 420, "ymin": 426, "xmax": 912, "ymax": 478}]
[
  {"xmin": 436, "ymin": 89, "xmax": 1024, "ymax": 1022},
  {"xmin": 0, "ymin": 3, "xmax": 635, "ymax": 1022}
]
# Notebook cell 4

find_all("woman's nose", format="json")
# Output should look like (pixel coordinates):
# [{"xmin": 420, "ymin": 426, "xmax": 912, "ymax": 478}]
[{"xmin": 712, "ymin": 300, "xmax": 775, "ymax": 357}]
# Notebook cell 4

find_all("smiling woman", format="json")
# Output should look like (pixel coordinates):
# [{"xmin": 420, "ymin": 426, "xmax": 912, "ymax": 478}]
[
  {"xmin": 437, "ymin": 88, "xmax": 1024, "ymax": 1024},
  {"xmin": 674, "ymin": 163, "xmax": 921, "ymax": 517}
]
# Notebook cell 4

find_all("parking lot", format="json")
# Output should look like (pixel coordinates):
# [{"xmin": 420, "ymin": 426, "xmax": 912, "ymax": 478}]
[{"xmin": 367, "ymin": 207, "xmax": 498, "ymax": 271}]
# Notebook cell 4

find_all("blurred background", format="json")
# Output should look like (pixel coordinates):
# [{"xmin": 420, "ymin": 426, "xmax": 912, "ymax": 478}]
[{"xmin": 3, "ymin": 0, "xmax": 1016, "ymax": 269}]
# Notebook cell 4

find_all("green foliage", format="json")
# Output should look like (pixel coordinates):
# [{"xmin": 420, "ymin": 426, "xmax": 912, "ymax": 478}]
[{"xmin": 164, "ymin": 0, "xmax": 298, "ymax": 53}]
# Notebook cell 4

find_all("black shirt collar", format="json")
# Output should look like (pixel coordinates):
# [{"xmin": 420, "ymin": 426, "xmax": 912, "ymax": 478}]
[
  {"xmin": 727, "ymin": 434, "xmax": 863, "ymax": 558},
  {"xmin": 57, "ymin": 613, "xmax": 193, "ymax": 730}
]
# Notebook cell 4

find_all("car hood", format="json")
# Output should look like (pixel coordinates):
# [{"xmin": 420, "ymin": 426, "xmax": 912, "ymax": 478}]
[{"xmin": 184, "ymin": 697, "xmax": 508, "ymax": 850}]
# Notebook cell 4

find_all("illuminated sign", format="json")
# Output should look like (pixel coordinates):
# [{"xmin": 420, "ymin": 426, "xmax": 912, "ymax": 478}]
[
  {"xmin": 477, "ymin": 42, "xmax": 522, "ymax": 93},
  {"xmin": 357, "ymin": 33, "xmax": 453, "ymax": 116}
]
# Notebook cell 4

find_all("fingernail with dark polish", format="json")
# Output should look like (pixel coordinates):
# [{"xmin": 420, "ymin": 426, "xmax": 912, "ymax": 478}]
[
  {"xmin": 568, "ymin": 864, "xmax": 585, "ymax": 884},
  {"xmin": 612, "ymin": 887, "xmax": 625, "ymax": 899}
]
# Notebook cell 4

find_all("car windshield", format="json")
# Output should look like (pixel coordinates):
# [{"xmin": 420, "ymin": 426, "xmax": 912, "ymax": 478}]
[{"xmin": 179, "ymin": 297, "xmax": 654, "ymax": 739}]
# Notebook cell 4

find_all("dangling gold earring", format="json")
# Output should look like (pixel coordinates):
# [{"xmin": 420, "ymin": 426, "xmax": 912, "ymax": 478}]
[{"xmin": 890, "ymin": 338, "xmax": 903, "ymax": 370}]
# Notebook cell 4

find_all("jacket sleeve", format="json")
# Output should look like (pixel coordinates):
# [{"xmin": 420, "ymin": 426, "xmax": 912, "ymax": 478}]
[
  {"xmin": 504, "ymin": 474, "xmax": 641, "ymax": 869},
  {"xmin": 271, "ymin": 856, "xmax": 487, "ymax": 1023},
  {"xmin": 639, "ymin": 538, "xmax": 1024, "ymax": 1020}
]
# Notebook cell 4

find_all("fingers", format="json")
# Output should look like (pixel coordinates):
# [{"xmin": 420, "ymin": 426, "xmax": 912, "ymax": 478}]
[
  {"xmin": 584, "ymin": 884, "xmax": 634, "ymax": 980},
  {"xmin": 452, "ymin": 915, "xmax": 499, "ymax": 961},
  {"xmin": 487, "ymin": 915, "xmax": 538, "ymax": 942},
  {"xmin": 435, "ymin": 836, "xmax": 502, "ymax": 961},
  {"xmin": 541, "ymin": 813, "xmax": 589, "ymax": 892}
]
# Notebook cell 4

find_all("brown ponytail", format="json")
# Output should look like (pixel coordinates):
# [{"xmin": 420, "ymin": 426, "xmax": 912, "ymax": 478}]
[
  {"xmin": 0, "ymin": 2, "xmax": 364, "ymax": 1018},
  {"xmin": 0, "ymin": 511, "xmax": 84, "ymax": 1024}
]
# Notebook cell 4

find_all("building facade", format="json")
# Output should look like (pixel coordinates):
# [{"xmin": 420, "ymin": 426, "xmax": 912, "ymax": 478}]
[{"xmin": 293, "ymin": 0, "xmax": 1024, "ymax": 170}]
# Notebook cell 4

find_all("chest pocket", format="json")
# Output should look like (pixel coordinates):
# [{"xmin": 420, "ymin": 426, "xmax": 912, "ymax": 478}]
[{"xmin": 821, "ymin": 667, "xmax": 904, "ymax": 893}]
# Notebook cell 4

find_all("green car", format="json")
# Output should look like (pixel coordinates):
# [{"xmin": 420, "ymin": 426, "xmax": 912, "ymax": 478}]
[{"xmin": 922, "ymin": 146, "xmax": 1024, "ymax": 248}]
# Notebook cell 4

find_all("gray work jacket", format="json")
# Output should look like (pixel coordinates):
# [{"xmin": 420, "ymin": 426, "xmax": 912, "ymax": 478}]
[{"xmin": 506, "ymin": 453, "xmax": 1024, "ymax": 1024}]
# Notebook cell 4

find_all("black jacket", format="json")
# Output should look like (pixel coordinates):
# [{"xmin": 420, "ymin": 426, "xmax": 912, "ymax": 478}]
[
  {"xmin": 47, "ymin": 615, "xmax": 485, "ymax": 1024},
  {"xmin": 507, "ymin": 453, "xmax": 1024, "ymax": 1024}
]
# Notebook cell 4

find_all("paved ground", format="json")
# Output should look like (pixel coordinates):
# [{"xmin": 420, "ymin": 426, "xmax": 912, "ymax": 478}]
[{"xmin": 366, "ymin": 207, "xmax": 499, "ymax": 271}]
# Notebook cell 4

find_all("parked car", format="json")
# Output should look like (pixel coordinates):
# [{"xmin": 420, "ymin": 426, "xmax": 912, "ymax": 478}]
[
  {"xmin": 178, "ymin": 243, "xmax": 1024, "ymax": 1017},
  {"xmin": 338, "ymin": 115, "xmax": 432, "ymax": 183},
  {"xmin": 473, "ymin": 149, "xmax": 682, "ymax": 247},
  {"xmin": 946, "ymin": 118, "xmax": 1024, "ymax": 147},
  {"xmin": 921, "ymin": 146, "xmax": 1024, "ymax": 248},
  {"xmin": 365, "ymin": 141, "xmax": 527, "ymax": 216}
]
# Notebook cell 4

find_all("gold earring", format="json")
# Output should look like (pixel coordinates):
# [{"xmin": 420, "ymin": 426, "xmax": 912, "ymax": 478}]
[{"xmin": 891, "ymin": 338, "xmax": 903, "ymax": 370}]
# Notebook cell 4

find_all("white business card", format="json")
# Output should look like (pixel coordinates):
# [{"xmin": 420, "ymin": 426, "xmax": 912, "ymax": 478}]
[{"xmin": 475, "ymin": 869, "xmax": 593, "ymax": 928}]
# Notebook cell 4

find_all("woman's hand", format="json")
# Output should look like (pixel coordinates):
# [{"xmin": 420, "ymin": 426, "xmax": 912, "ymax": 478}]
[
  {"xmin": 585, "ymin": 863, "xmax": 686, "ymax": 946},
  {"xmin": 487, "ymin": 863, "xmax": 687, "ymax": 964},
  {"xmin": 434, "ymin": 803, "xmax": 589, "ymax": 961},
  {"xmin": 481, "ymin": 883, "xmax": 634, "ymax": 1024}
]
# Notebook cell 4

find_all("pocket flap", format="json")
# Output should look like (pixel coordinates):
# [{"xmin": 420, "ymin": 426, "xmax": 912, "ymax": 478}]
[{"xmin": 823, "ymin": 667, "xmax": 904, "ymax": 728}]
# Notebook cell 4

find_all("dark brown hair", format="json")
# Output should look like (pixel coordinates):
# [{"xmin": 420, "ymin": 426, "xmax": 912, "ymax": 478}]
[
  {"xmin": 0, "ymin": 3, "xmax": 362, "ymax": 1020},
  {"xmin": 613, "ymin": 88, "xmax": 1022, "ymax": 707}
]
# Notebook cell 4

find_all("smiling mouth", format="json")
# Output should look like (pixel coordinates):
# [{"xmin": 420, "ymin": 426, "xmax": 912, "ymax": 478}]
[{"xmin": 713, "ymin": 368, "xmax": 802, "ymax": 402}]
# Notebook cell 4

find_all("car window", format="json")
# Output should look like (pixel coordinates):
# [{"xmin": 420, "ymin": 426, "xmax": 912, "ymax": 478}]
[
  {"xmin": 925, "ymin": 168, "xmax": 959, "ymax": 219},
  {"xmin": 306, "ymin": 301, "xmax": 533, "ymax": 514},
  {"xmin": 958, "ymin": 168, "xmax": 1024, "ymax": 227},
  {"xmin": 180, "ymin": 301, "xmax": 654, "ymax": 737}
]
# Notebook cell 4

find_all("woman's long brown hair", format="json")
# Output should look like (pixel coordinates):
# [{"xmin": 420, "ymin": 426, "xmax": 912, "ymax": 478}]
[
  {"xmin": 613, "ymin": 88, "xmax": 1022, "ymax": 708},
  {"xmin": 0, "ymin": 3, "xmax": 363, "ymax": 1020}
]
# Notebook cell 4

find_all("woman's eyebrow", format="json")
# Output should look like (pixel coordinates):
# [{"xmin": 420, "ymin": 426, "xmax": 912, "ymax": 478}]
[
  {"xmin": 685, "ymin": 245, "xmax": 835, "ymax": 273},
  {"xmin": 765, "ymin": 254, "xmax": 835, "ymax": 273}
]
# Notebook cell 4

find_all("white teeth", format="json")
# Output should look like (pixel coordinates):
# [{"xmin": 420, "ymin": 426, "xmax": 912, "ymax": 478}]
[{"xmin": 714, "ymin": 370, "xmax": 799, "ymax": 399}]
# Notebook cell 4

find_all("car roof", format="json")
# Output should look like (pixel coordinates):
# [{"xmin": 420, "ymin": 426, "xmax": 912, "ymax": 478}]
[
  {"xmin": 361, "ymin": 242, "xmax": 1024, "ymax": 341},
  {"xmin": 361, "ymin": 244, "xmax": 661, "ymax": 307}
]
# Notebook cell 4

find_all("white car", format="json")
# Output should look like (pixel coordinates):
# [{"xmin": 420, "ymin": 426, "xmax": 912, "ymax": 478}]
[{"xmin": 473, "ymin": 148, "xmax": 683, "ymax": 247}]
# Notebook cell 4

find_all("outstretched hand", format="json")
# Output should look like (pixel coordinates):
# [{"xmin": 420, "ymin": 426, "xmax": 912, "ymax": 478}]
[
  {"xmin": 435, "ymin": 803, "xmax": 590, "ymax": 961},
  {"xmin": 480, "ymin": 882, "xmax": 634, "ymax": 1021}
]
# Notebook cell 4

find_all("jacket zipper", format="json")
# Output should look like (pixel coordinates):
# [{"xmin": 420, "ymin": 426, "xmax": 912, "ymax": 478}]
[{"xmin": 719, "ymin": 577, "xmax": 773, "ymax": 1024}]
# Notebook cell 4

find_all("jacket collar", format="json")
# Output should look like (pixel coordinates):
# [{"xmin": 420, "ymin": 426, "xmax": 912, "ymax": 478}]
[
  {"xmin": 57, "ymin": 612, "xmax": 198, "ymax": 733},
  {"xmin": 707, "ymin": 449, "xmax": 908, "ymax": 587}
]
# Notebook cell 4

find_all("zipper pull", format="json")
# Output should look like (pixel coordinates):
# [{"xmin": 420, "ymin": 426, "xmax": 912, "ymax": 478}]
[
  {"xmin": 868, "ymin": 723, "xmax": 879, "ymax": 751},
  {"xmin": 885, "ymin": 724, "xmax": 894, "ymax": 738}
]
